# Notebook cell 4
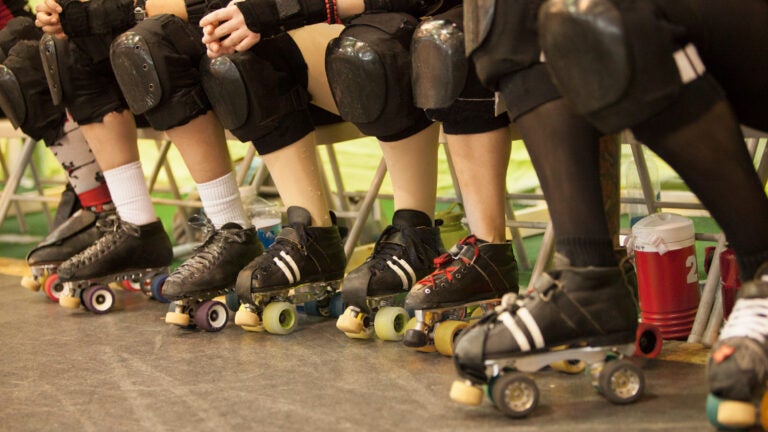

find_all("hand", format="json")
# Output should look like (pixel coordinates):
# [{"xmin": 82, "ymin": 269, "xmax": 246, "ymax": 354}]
[
  {"xmin": 200, "ymin": 3, "xmax": 261, "ymax": 58},
  {"xmin": 35, "ymin": 0, "xmax": 66, "ymax": 39}
]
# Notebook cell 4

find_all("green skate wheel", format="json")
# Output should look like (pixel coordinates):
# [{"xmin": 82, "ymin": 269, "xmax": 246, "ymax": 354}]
[
  {"xmin": 373, "ymin": 306, "xmax": 409, "ymax": 341},
  {"xmin": 491, "ymin": 372, "xmax": 539, "ymax": 418},
  {"xmin": 706, "ymin": 393, "xmax": 755, "ymax": 430},
  {"xmin": 263, "ymin": 302, "xmax": 298, "ymax": 335}
]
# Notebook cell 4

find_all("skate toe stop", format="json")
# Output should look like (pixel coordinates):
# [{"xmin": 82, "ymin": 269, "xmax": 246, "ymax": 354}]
[
  {"xmin": 450, "ymin": 380, "xmax": 484, "ymax": 406},
  {"xmin": 59, "ymin": 296, "xmax": 81, "ymax": 309}
]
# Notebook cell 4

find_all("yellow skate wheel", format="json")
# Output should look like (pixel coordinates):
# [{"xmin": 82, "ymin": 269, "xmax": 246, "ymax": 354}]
[
  {"xmin": 469, "ymin": 306, "xmax": 486, "ymax": 320},
  {"xmin": 235, "ymin": 304, "xmax": 263, "ymax": 331},
  {"xmin": 21, "ymin": 276, "xmax": 41, "ymax": 292},
  {"xmin": 717, "ymin": 399, "xmax": 757, "ymax": 429},
  {"xmin": 165, "ymin": 311, "xmax": 190, "ymax": 327},
  {"xmin": 434, "ymin": 320, "xmax": 469, "ymax": 357},
  {"xmin": 450, "ymin": 380, "xmax": 484, "ymax": 406},
  {"xmin": 59, "ymin": 295, "xmax": 81, "ymax": 309},
  {"xmin": 761, "ymin": 392, "xmax": 768, "ymax": 430},
  {"xmin": 374, "ymin": 306, "xmax": 409, "ymax": 341},
  {"xmin": 550, "ymin": 359, "xmax": 587, "ymax": 374},
  {"xmin": 262, "ymin": 302, "xmax": 298, "ymax": 335},
  {"xmin": 336, "ymin": 309, "xmax": 364, "ymax": 334}
]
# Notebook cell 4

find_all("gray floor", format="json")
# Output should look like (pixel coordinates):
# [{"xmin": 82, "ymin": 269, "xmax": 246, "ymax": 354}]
[{"xmin": 0, "ymin": 273, "xmax": 712, "ymax": 432}]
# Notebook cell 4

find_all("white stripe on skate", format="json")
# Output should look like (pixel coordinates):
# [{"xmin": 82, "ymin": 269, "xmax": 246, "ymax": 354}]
[
  {"xmin": 517, "ymin": 307, "xmax": 545, "ymax": 349},
  {"xmin": 392, "ymin": 256, "xmax": 417, "ymax": 285},
  {"xmin": 387, "ymin": 257, "xmax": 415, "ymax": 290},
  {"xmin": 499, "ymin": 311, "xmax": 531, "ymax": 352},
  {"xmin": 280, "ymin": 251, "xmax": 300, "ymax": 281},
  {"xmin": 273, "ymin": 255, "xmax": 296, "ymax": 284}
]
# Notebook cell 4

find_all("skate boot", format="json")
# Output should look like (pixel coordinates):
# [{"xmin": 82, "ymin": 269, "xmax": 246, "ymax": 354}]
[
  {"xmin": 56, "ymin": 218, "xmax": 173, "ymax": 314},
  {"xmin": 403, "ymin": 235, "xmax": 519, "ymax": 356},
  {"xmin": 234, "ymin": 206, "xmax": 346, "ymax": 335},
  {"xmin": 163, "ymin": 216, "xmax": 263, "ymax": 332},
  {"xmin": 706, "ymin": 266, "xmax": 768, "ymax": 431},
  {"xmin": 20, "ymin": 204, "xmax": 116, "ymax": 302},
  {"xmin": 449, "ymin": 266, "xmax": 644, "ymax": 418},
  {"xmin": 336, "ymin": 209, "xmax": 445, "ymax": 341}
]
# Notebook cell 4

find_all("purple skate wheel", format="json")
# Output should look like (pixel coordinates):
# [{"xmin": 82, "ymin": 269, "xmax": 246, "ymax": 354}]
[
  {"xmin": 83, "ymin": 285, "xmax": 115, "ymax": 314},
  {"xmin": 194, "ymin": 300, "xmax": 229, "ymax": 332}
]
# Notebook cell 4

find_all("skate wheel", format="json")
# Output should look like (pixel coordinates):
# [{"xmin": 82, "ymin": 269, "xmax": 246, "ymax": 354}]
[
  {"xmin": 224, "ymin": 291, "xmax": 240, "ymax": 312},
  {"xmin": 166, "ymin": 310, "xmax": 191, "ymax": 327},
  {"xmin": 83, "ymin": 285, "xmax": 115, "ymax": 314},
  {"xmin": 706, "ymin": 393, "xmax": 755, "ymax": 430},
  {"xmin": 121, "ymin": 279, "xmax": 142, "ymax": 292},
  {"xmin": 598, "ymin": 359, "xmax": 644, "ymax": 404},
  {"xmin": 550, "ymin": 359, "xmax": 587, "ymax": 375},
  {"xmin": 194, "ymin": 300, "xmax": 229, "ymax": 332},
  {"xmin": 450, "ymin": 380, "xmax": 484, "ymax": 406},
  {"xmin": 329, "ymin": 293, "xmax": 345, "ymax": 318},
  {"xmin": 760, "ymin": 392, "xmax": 768, "ymax": 431},
  {"xmin": 235, "ymin": 304, "xmax": 262, "ymax": 331},
  {"xmin": 434, "ymin": 320, "xmax": 468, "ymax": 357},
  {"xmin": 374, "ymin": 307, "xmax": 409, "ymax": 341},
  {"xmin": 262, "ymin": 302, "xmax": 298, "ymax": 335},
  {"xmin": 491, "ymin": 372, "xmax": 539, "ymax": 418},
  {"xmin": 21, "ymin": 276, "xmax": 41, "ymax": 292},
  {"xmin": 150, "ymin": 274, "xmax": 169, "ymax": 303},
  {"xmin": 44, "ymin": 274, "xmax": 64, "ymax": 302},
  {"xmin": 336, "ymin": 308, "xmax": 364, "ymax": 334},
  {"xmin": 469, "ymin": 306, "xmax": 486, "ymax": 320},
  {"xmin": 635, "ymin": 322, "xmax": 663, "ymax": 358}
]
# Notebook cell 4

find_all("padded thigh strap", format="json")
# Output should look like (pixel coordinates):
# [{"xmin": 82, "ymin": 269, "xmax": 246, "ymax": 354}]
[{"xmin": 39, "ymin": 34, "xmax": 64, "ymax": 106}]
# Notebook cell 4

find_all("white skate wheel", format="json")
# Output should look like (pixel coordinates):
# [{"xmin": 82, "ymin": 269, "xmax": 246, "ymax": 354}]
[
  {"xmin": 21, "ymin": 276, "xmax": 41, "ymax": 292},
  {"xmin": 450, "ymin": 380, "xmax": 483, "ymax": 406},
  {"xmin": 336, "ymin": 310, "xmax": 364, "ymax": 334},
  {"xmin": 165, "ymin": 311, "xmax": 190, "ymax": 327},
  {"xmin": 373, "ymin": 306, "xmax": 409, "ymax": 341},
  {"xmin": 59, "ymin": 295, "xmax": 81, "ymax": 309}
]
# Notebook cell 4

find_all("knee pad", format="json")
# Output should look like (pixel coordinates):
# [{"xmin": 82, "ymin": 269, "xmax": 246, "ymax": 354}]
[
  {"xmin": 39, "ymin": 33, "xmax": 65, "ymax": 106},
  {"xmin": 110, "ymin": 15, "xmax": 208, "ymax": 129},
  {"xmin": 326, "ymin": 12, "xmax": 424, "ymax": 137},
  {"xmin": 0, "ymin": 40, "xmax": 66, "ymax": 145},
  {"xmin": 411, "ymin": 16, "xmax": 467, "ymax": 110},
  {"xmin": 539, "ymin": 0, "xmax": 705, "ymax": 133},
  {"xmin": 200, "ymin": 39, "xmax": 311, "ymax": 143}
]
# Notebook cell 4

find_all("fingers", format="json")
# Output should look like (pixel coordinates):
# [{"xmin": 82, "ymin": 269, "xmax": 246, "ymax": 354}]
[{"xmin": 199, "ymin": 7, "xmax": 230, "ymax": 28}]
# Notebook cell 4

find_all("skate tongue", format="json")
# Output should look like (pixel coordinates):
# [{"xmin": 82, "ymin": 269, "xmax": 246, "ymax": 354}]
[
  {"xmin": 221, "ymin": 222, "xmax": 245, "ymax": 231},
  {"xmin": 392, "ymin": 209, "xmax": 432, "ymax": 229},
  {"xmin": 286, "ymin": 206, "xmax": 311, "ymax": 226}
]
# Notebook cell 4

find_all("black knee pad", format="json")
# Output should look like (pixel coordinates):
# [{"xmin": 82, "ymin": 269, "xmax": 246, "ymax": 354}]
[
  {"xmin": 110, "ymin": 15, "xmax": 209, "ymax": 131},
  {"xmin": 326, "ymin": 12, "xmax": 429, "ymax": 139},
  {"xmin": 201, "ymin": 33, "xmax": 313, "ymax": 150},
  {"xmin": 0, "ymin": 40, "xmax": 66, "ymax": 145},
  {"xmin": 539, "ymin": 0, "xmax": 704, "ymax": 133}
]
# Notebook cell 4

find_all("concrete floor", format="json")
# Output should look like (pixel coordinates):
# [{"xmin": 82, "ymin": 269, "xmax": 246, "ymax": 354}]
[{"xmin": 0, "ymin": 272, "xmax": 714, "ymax": 432}]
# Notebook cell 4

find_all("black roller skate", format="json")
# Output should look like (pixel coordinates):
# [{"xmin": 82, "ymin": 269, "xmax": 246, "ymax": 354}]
[
  {"xmin": 21, "ymin": 204, "xmax": 116, "ymax": 302},
  {"xmin": 56, "ymin": 218, "xmax": 173, "ymax": 314},
  {"xmin": 706, "ymin": 266, "xmax": 768, "ymax": 431},
  {"xmin": 449, "ymin": 266, "xmax": 644, "ymax": 418},
  {"xmin": 163, "ymin": 216, "xmax": 263, "ymax": 332},
  {"xmin": 335, "ymin": 209, "xmax": 445, "ymax": 341},
  {"xmin": 403, "ymin": 235, "xmax": 519, "ymax": 356},
  {"xmin": 234, "ymin": 206, "xmax": 346, "ymax": 335}
]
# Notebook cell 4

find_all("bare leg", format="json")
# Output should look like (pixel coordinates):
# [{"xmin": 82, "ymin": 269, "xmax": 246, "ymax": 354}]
[
  {"xmin": 78, "ymin": 110, "xmax": 139, "ymax": 170},
  {"xmin": 166, "ymin": 111, "xmax": 233, "ymax": 183}
]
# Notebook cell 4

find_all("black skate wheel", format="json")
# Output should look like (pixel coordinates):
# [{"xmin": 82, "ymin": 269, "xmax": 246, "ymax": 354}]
[
  {"xmin": 598, "ymin": 359, "xmax": 644, "ymax": 404},
  {"xmin": 491, "ymin": 372, "xmax": 539, "ymax": 418}
]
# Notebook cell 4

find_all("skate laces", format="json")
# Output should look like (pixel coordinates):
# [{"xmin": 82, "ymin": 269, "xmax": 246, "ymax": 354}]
[
  {"xmin": 368, "ymin": 225, "xmax": 421, "ymax": 272},
  {"xmin": 173, "ymin": 216, "xmax": 249, "ymax": 277},
  {"xmin": 422, "ymin": 236, "xmax": 479, "ymax": 288},
  {"xmin": 720, "ymin": 298, "xmax": 768, "ymax": 343},
  {"xmin": 67, "ymin": 218, "xmax": 138, "ymax": 268}
]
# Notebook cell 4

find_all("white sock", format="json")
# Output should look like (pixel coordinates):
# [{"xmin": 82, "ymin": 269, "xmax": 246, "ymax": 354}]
[
  {"xmin": 197, "ymin": 171, "xmax": 250, "ymax": 229},
  {"xmin": 102, "ymin": 161, "xmax": 157, "ymax": 226}
]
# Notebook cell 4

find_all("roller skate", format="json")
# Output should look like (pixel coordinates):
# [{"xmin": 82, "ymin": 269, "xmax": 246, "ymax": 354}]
[
  {"xmin": 449, "ymin": 266, "xmax": 644, "ymax": 418},
  {"xmin": 402, "ymin": 235, "xmax": 519, "ymax": 356},
  {"xmin": 234, "ymin": 206, "xmax": 346, "ymax": 335},
  {"xmin": 706, "ymin": 266, "xmax": 768, "ymax": 431},
  {"xmin": 336, "ymin": 209, "xmax": 445, "ymax": 341},
  {"xmin": 56, "ymin": 218, "xmax": 173, "ymax": 314},
  {"xmin": 20, "ymin": 204, "xmax": 116, "ymax": 302},
  {"xmin": 163, "ymin": 216, "xmax": 263, "ymax": 332}
]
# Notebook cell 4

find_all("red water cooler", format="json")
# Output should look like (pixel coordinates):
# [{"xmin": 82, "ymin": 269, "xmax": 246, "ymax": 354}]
[{"xmin": 630, "ymin": 213, "xmax": 700, "ymax": 340}]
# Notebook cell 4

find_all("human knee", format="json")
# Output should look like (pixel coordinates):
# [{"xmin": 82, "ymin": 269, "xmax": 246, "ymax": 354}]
[
  {"xmin": 110, "ymin": 15, "xmax": 208, "ymax": 130},
  {"xmin": 539, "ymin": 0, "xmax": 713, "ymax": 134},
  {"xmin": 326, "ymin": 12, "xmax": 430, "ymax": 140}
]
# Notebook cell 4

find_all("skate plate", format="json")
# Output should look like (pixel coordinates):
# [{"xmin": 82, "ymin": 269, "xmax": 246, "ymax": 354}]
[
  {"xmin": 59, "ymin": 266, "xmax": 169, "ymax": 313},
  {"xmin": 451, "ymin": 343, "xmax": 644, "ymax": 418}
]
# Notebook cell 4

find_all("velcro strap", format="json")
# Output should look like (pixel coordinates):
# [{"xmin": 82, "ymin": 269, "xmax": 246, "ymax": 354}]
[
  {"xmin": 673, "ymin": 43, "xmax": 706, "ymax": 84},
  {"xmin": 59, "ymin": 0, "xmax": 91, "ymax": 37},
  {"xmin": 237, "ymin": 0, "xmax": 327, "ymax": 38}
]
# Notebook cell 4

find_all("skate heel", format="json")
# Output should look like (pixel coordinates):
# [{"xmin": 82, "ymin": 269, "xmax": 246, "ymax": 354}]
[{"xmin": 59, "ymin": 266, "xmax": 169, "ymax": 314}]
